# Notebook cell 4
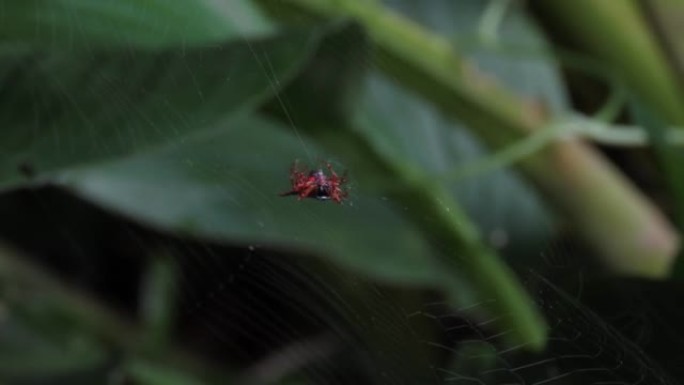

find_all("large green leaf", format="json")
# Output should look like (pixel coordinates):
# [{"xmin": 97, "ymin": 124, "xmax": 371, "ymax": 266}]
[
  {"xmin": 0, "ymin": 0, "xmax": 274, "ymax": 49},
  {"xmin": 56, "ymin": 115, "xmax": 443, "ymax": 285},
  {"xmin": 0, "ymin": 29, "xmax": 319, "ymax": 186}
]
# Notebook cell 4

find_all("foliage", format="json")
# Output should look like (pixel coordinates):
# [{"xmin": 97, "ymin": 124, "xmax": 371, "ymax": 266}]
[{"xmin": 2, "ymin": 0, "xmax": 684, "ymax": 384}]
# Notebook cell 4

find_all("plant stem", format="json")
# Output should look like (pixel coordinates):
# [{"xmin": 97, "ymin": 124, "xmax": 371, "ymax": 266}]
[{"xmin": 391, "ymin": 170, "xmax": 548, "ymax": 350}]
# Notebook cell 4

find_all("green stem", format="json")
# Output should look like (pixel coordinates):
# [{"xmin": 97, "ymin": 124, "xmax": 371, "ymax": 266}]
[
  {"xmin": 140, "ymin": 253, "xmax": 178, "ymax": 353},
  {"xmin": 391, "ymin": 171, "xmax": 547, "ymax": 350}
]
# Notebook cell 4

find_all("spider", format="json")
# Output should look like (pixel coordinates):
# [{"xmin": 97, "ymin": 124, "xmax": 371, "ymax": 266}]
[{"xmin": 280, "ymin": 161, "xmax": 348, "ymax": 203}]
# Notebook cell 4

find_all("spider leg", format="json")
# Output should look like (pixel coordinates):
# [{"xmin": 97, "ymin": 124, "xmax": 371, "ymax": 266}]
[
  {"xmin": 323, "ymin": 163, "xmax": 348, "ymax": 203},
  {"xmin": 299, "ymin": 184, "xmax": 317, "ymax": 200},
  {"xmin": 327, "ymin": 163, "xmax": 348, "ymax": 184},
  {"xmin": 325, "ymin": 162, "xmax": 338, "ymax": 178},
  {"xmin": 290, "ymin": 161, "xmax": 305, "ymax": 185},
  {"xmin": 337, "ymin": 187, "xmax": 349, "ymax": 203}
]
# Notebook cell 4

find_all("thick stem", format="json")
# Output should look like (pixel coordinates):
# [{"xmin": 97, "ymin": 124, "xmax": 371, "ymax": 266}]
[{"xmin": 528, "ymin": 139, "xmax": 678, "ymax": 277}]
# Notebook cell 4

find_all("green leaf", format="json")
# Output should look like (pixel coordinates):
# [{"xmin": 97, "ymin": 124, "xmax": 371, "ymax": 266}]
[
  {"xmin": 0, "ymin": 29, "xmax": 319, "ymax": 186},
  {"xmin": 0, "ymin": 0, "xmax": 274, "ymax": 50},
  {"xmin": 56, "ymin": 115, "xmax": 444, "ymax": 286}
]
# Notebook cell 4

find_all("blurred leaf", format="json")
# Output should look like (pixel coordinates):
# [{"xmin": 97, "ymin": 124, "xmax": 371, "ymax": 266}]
[
  {"xmin": 0, "ymin": 29, "xmax": 320, "ymax": 186},
  {"xmin": 140, "ymin": 255, "xmax": 177, "ymax": 352},
  {"xmin": 56, "ymin": 115, "xmax": 444, "ymax": 286},
  {"xmin": 126, "ymin": 360, "xmax": 208, "ymax": 385},
  {"xmin": 0, "ymin": 312, "xmax": 107, "ymax": 381},
  {"xmin": 0, "ymin": 0, "xmax": 274, "ymax": 50},
  {"xmin": 0, "ymin": 241, "xmax": 236, "ymax": 384}
]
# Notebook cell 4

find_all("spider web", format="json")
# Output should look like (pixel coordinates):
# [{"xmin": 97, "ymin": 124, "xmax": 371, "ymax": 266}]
[{"xmin": 169, "ymin": 234, "xmax": 680, "ymax": 385}]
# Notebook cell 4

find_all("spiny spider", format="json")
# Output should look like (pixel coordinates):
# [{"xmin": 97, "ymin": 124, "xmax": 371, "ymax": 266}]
[{"xmin": 280, "ymin": 161, "xmax": 348, "ymax": 204}]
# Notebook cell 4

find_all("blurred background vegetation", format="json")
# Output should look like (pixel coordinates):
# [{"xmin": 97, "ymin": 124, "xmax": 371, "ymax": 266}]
[{"xmin": 2, "ymin": 0, "xmax": 684, "ymax": 384}]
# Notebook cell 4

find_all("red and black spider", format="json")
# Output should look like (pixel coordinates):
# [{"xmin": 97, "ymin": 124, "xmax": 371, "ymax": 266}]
[{"xmin": 280, "ymin": 161, "xmax": 348, "ymax": 203}]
